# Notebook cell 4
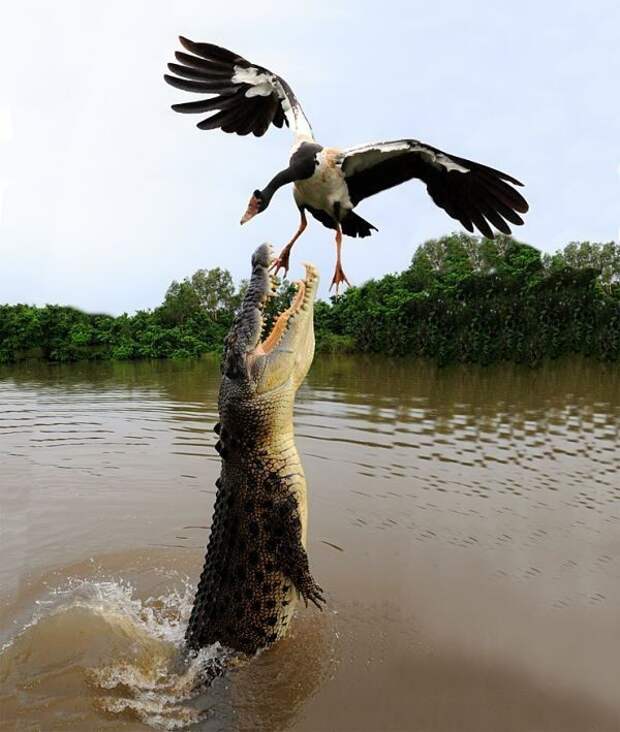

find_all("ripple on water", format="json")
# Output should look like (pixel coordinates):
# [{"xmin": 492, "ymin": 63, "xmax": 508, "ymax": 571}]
[{"xmin": 1, "ymin": 357, "xmax": 620, "ymax": 730}]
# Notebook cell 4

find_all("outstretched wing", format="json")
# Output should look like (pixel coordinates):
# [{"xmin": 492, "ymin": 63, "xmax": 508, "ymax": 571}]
[
  {"xmin": 164, "ymin": 37, "xmax": 313, "ymax": 139},
  {"xmin": 341, "ymin": 140, "xmax": 528, "ymax": 238}
]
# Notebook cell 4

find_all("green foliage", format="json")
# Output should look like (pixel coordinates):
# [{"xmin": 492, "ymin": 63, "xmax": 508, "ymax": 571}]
[
  {"xmin": 314, "ymin": 235, "xmax": 620, "ymax": 365},
  {"xmin": 189, "ymin": 267, "xmax": 241, "ymax": 318},
  {"xmin": 0, "ymin": 266, "xmax": 239, "ymax": 364},
  {"xmin": 1, "ymin": 238, "xmax": 618, "ymax": 366},
  {"xmin": 156, "ymin": 280, "xmax": 202, "ymax": 326}
]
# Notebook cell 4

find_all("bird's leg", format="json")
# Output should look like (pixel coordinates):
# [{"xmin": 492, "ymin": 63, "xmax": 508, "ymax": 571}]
[
  {"xmin": 271, "ymin": 210, "xmax": 307, "ymax": 278},
  {"xmin": 329, "ymin": 225, "xmax": 351, "ymax": 294}
]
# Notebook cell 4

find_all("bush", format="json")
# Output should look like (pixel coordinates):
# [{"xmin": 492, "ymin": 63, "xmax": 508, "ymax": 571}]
[
  {"xmin": 1, "ymin": 238, "xmax": 618, "ymax": 366},
  {"xmin": 314, "ymin": 235, "xmax": 620, "ymax": 366}
]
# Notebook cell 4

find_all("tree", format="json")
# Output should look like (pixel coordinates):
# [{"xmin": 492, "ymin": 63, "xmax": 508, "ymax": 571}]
[
  {"xmin": 2, "ymin": 238, "xmax": 619, "ymax": 366},
  {"xmin": 157, "ymin": 280, "xmax": 202, "ymax": 326},
  {"xmin": 557, "ymin": 241, "xmax": 620, "ymax": 292},
  {"xmin": 190, "ymin": 267, "xmax": 238, "ymax": 320}
]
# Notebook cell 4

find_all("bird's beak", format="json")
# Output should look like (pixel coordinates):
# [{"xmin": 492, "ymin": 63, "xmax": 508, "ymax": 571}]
[{"xmin": 240, "ymin": 195, "xmax": 261, "ymax": 225}]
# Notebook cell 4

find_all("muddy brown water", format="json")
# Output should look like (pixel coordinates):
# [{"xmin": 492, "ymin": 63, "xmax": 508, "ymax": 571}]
[{"xmin": 1, "ymin": 355, "xmax": 619, "ymax": 731}]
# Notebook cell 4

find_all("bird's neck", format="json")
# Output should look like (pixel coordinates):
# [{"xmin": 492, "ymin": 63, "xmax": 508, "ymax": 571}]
[
  {"xmin": 262, "ymin": 157, "xmax": 313, "ymax": 204},
  {"xmin": 261, "ymin": 142, "xmax": 320, "ymax": 205},
  {"xmin": 262, "ymin": 168, "xmax": 297, "ymax": 204}
]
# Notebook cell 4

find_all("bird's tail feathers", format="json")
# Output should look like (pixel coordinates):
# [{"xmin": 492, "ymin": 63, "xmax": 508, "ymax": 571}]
[{"xmin": 341, "ymin": 211, "xmax": 378, "ymax": 238}]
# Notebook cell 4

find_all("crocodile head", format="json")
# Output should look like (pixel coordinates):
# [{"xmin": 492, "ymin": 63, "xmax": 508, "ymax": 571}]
[{"xmin": 221, "ymin": 243, "xmax": 318, "ymax": 398}]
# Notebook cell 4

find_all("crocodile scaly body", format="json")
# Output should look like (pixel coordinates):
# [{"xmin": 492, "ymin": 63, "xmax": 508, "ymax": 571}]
[{"xmin": 185, "ymin": 244, "xmax": 323, "ymax": 655}]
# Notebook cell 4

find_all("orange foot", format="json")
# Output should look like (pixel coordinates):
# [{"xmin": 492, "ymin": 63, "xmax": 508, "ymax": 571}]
[
  {"xmin": 329, "ymin": 262, "xmax": 351, "ymax": 294},
  {"xmin": 270, "ymin": 246, "xmax": 292, "ymax": 279}
]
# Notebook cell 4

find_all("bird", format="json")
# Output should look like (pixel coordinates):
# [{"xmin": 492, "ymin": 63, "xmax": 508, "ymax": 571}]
[{"xmin": 164, "ymin": 37, "xmax": 529, "ymax": 292}]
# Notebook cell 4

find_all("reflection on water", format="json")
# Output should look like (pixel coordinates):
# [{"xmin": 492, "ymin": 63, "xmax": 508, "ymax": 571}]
[{"xmin": 1, "ymin": 355, "xmax": 620, "ymax": 731}]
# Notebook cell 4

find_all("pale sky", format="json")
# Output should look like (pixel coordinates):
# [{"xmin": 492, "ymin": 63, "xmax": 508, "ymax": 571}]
[{"xmin": 1, "ymin": 0, "xmax": 619, "ymax": 314}]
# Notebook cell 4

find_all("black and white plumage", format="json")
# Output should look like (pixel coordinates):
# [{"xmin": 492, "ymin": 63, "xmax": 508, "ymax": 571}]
[
  {"xmin": 164, "ymin": 37, "xmax": 313, "ymax": 139},
  {"xmin": 165, "ymin": 38, "xmax": 529, "ymax": 290}
]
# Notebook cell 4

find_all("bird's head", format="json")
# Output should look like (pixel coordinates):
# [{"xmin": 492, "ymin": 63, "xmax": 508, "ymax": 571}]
[{"xmin": 240, "ymin": 190, "xmax": 268, "ymax": 225}]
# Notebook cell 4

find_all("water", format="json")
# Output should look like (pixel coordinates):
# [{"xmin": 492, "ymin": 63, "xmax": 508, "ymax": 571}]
[{"xmin": 1, "ymin": 355, "xmax": 619, "ymax": 731}]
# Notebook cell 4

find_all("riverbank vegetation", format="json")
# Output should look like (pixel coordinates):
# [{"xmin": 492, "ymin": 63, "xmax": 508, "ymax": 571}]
[{"xmin": 2, "ymin": 236, "xmax": 619, "ymax": 366}]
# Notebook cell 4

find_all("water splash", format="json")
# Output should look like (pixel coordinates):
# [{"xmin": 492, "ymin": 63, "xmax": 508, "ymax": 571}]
[
  {"xmin": 1, "ymin": 575, "xmax": 233, "ymax": 730},
  {"xmin": 90, "ymin": 644, "xmax": 228, "ymax": 730},
  {"xmin": 50, "ymin": 576, "xmax": 194, "ymax": 644}
]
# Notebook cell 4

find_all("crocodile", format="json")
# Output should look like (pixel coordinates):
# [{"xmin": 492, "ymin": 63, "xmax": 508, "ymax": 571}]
[{"xmin": 185, "ymin": 243, "xmax": 325, "ymax": 656}]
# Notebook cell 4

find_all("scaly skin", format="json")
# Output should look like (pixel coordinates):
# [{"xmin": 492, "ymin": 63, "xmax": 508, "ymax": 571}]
[{"xmin": 185, "ymin": 244, "xmax": 324, "ymax": 655}]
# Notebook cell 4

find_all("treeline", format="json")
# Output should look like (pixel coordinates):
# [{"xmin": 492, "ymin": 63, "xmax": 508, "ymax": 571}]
[
  {"xmin": 0, "ymin": 268, "xmax": 242, "ymax": 363},
  {"xmin": 314, "ymin": 235, "xmax": 620, "ymax": 364},
  {"xmin": 1, "ymin": 236, "xmax": 619, "ymax": 366}
]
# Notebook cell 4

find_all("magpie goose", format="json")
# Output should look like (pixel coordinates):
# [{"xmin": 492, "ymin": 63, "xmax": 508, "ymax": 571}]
[{"xmin": 165, "ymin": 37, "xmax": 529, "ymax": 291}]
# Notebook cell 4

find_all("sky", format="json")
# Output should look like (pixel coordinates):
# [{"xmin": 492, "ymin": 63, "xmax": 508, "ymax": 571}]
[{"xmin": 0, "ymin": 0, "xmax": 619, "ymax": 314}]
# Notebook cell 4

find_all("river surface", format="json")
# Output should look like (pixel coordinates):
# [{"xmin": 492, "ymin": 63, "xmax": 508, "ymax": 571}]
[{"xmin": 1, "ymin": 355, "xmax": 619, "ymax": 731}]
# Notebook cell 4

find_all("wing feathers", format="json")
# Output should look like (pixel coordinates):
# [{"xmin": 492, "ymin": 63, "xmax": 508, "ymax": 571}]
[
  {"xmin": 441, "ymin": 197, "xmax": 474, "ymax": 233},
  {"xmin": 178, "ymin": 36, "xmax": 246, "ymax": 65},
  {"xmin": 167, "ymin": 62, "xmax": 231, "ymax": 81},
  {"xmin": 273, "ymin": 104, "xmax": 287, "ymax": 128},
  {"xmin": 476, "ymin": 184, "xmax": 525, "ymax": 226},
  {"xmin": 165, "ymin": 38, "xmax": 312, "ymax": 138},
  {"xmin": 223, "ymin": 97, "xmax": 263, "ymax": 135},
  {"xmin": 174, "ymin": 51, "xmax": 233, "ymax": 75},
  {"xmin": 342, "ymin": 140, "xmax": 528, "ymax": 239},
  {"xmin": 478, "ymin": 204, "xmax": 512, "ymax": 235},
  {"xmin": 171, "ymin": 95, "xmax": 241, "ymax": 114},
  {"xmin": 251, "ymin": 95, "xmax": 279, "ymax": 136},
  {"xmin": 163, "ymin": 74, "xmax": 242, "ymax": 95},
  {"xmin": 197, "ymin": 104, "xmax": 251, "ymax": 131},
  {"xmin": 450, "ymin": 154, "xmax": 524, "ymax": 187},
  {"xmin": 477, "ymin": 174, "xmax": 529, "ymax": 214}
]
